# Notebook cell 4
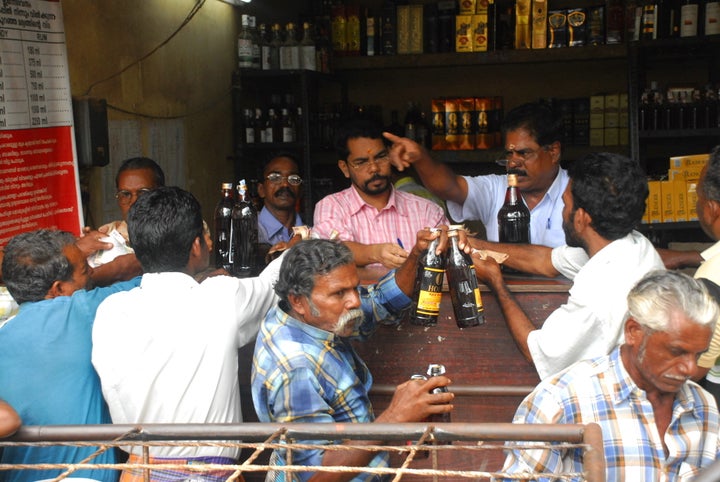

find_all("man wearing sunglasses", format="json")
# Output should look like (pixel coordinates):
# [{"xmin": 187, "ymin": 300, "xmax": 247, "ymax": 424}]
[
  {"xmin": 257, "ymin": 153, "xmax": 305, "ymax": 246},
  {"xmin": 387, "ymin": 102, "xmax": 568, "ymax": 248}
]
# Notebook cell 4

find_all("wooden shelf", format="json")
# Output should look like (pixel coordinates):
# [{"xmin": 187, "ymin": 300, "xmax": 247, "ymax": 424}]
[
  {"xmin": 639, "ymin": 128, "xmax": 720, "ymax": 139},
  {"xmin": 333, "ymin": 44, "xmax": 628, "ymax": 71}
]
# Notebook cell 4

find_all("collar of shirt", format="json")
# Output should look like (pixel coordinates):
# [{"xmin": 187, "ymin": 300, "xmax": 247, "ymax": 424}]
[
  {"xmin": 259, "ymin": 206, "xmax": 302, "ymax": 243},
  {"xmin": 539, "ymin": 168, "xmax": 568, "ymax": 210},
  {"xmin": 348, "ymin": 185, "xmax": 407, "ymax": 218}
]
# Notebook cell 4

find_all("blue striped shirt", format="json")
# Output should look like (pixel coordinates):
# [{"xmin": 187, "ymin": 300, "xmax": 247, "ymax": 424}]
[
  {"xmin": 501, "ymin": 347, "xmax": 720, "ymax": 481},
  {"xmin": 251, "ymin": 270, "xmax": 410, "ymax": 482}
]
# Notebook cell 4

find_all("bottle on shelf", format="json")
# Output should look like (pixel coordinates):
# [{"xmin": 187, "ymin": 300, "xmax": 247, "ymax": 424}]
[
  {"xmin": 259, "ymin": 23, "xmax": 272, "ymax": 70},
  {"xmin": 641, "ymin": 3, "xmax": 658, "ymax": 40},
  {"xmin": 267, "ymin": 23, "xmax": 282, "ymax": 70},
  {"xmin": 280, "ymin": 22, "xmax": 301, "ymax": 70},
  {"xmin": 409, "ymin": 227, "xmax": 445, "ymax": 326},
  {"xmin": 680, "ymin": 0, "xmax": 700, "ymax": 37},
  {"xmin": 300, "ymin": 22, "xmax": 317, "ymax": 71},
  {"xmin": 254, "ymin": 108, "xmax": 265, "ymax": 142},
  {"xmin": 232, "ymin": 179, "xmax": 258, "ymax": 278},
  {"xmin": 214, "ymin": 182, "xmax": 235, "ymax": 272},
  {"xmin": 280, "ymin": 107, "xmax": 296, "ymax": 143},
  {"xmin": 445, "ymin": 226, "xmax": 484, "ymax": 328},
  {"xmin": 498, "ymin": 173, "xmax": 531, "ymax": 244},
  {"xmin": 386, "ymin": 110, "xmax": 403, "ymax": 137},
  {"xmin": 331, "ymin": 1, "xmax": 348, "ymax": 56},
  {"xmin": 238, "ymin": 14, "xmax": 254, "ymax": 69},
  {"xmin": 263, "ymin": 108, "xmax": 278, "ymax": 143},
  {"xmin": 403, "ymin": 102, "xmax": 420, "ymax": 142},
  {"xmin": 243, "ymin": 108, "xmax": 255, "ymax": 144},
  {"xmin": 707, "ymin": 1, "xmax": 720, "ymax": 35},
  {"xmin": 346, "ymin": 4, "xmax": 361, "ymax": 56},
  {"xmin": 249, "ymin": 16, "xmax": 261, "ymax": 69}
]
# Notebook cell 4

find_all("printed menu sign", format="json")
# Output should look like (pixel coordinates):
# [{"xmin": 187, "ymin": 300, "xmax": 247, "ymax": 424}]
[{"xmin": 0, "ymin": 0, "xmax": 81, "ymax": 248}]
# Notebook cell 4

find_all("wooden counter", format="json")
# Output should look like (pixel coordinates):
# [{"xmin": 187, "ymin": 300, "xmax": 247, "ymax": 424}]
[{"xmin": 238, "ymin": 270, "xmax": 571, "ymax": 475}]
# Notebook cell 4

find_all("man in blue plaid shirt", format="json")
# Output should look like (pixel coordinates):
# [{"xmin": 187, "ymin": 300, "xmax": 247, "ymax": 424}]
[
  {"xmin": 252, "ymin": 235, "xmax": 455, "ymax": 482},
  {"xmin": 501, "ymin": 270, "xmax": 720, "ymax": 481}
]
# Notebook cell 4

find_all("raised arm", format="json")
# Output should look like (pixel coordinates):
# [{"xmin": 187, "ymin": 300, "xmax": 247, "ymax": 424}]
[{"xmin": 384, "ymin": 132, "xmax": 469, "ymax": 205}]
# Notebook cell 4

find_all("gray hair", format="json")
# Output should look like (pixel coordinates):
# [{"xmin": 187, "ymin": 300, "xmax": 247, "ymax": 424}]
[
  {"xmin": 627, "ymin": 270, "xmax": 718, "ymax": 333},
  {"xmin": 2, "ymin": 229, "xmax": 77, "ymax": 304},
  {"xmin": 275, "ymin": 239, "xmax": 354, "ymax": 303}
]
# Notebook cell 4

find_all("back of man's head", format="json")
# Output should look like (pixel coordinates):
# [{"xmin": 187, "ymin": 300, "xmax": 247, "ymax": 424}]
[
  {"xmin": 501, "ymin": 102, "xmax": 563, "ymax": 147},
  {"xmin": 334, "ymin": 118, "xmax": 385, "ymax": 161},
  {"xmin": 115, "ymin": 157, "xmax": 166, "ymax": 189},
  {"xmin": 275, "ymin": 239, "xmax": 354, "ymax": 305},
  {"xmin": 701, "ymin": 145, "xmax": 720, "ymax": 202},
  {"xmin": 568, "ymin": 152, "xmax": 647, "ymax": 241},
  {"xmin": 627, "ymin": 270, "xmax": 718, "ymax": 333},
  {"xmin": 128, "ymin": 186, "xmax": 203, "ymax": 273},
  {"xmin": 2, "ymin": 229, "xmax": 77, "ymax": 304}
]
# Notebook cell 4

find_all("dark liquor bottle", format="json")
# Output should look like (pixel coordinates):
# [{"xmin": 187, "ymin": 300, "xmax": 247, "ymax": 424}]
[
  {"xmin": 445, "ymin": 226, "xmax": 485, "ymax": 328},
  {"xmin": 232, "ymin": 179, "xmax": 258, "ymax": 278},
  {"xmin": 410, "ymin": 228, "xmax": 445, "ymax": 326},
  {"xmin": 214, "ymin": 182, "xmax": 235, "ymax": 271},
  {"xmin": 427, "ymin": 364, "xmax": 451, "ymax": 424},
  {"xmin": 498, "ymin": 173, "xmax": 531, "ymax": 244}
]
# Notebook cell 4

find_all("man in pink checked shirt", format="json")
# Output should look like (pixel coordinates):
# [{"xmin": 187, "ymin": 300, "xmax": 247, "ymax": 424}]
[{"xmin": 313, "ymin": 118, "xmax": 448, "ymax": 268}]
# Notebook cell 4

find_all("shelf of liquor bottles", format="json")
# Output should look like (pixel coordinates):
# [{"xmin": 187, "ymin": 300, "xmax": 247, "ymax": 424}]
[{"xmin": 333, "ymin": 44, "xmax": 628, "ymax": 71}]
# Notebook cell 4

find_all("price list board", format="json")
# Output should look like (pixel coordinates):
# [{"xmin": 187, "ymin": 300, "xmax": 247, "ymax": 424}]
[{"xmin": 0, "ymin": 0, "xmax": 81, "ymax": 248}]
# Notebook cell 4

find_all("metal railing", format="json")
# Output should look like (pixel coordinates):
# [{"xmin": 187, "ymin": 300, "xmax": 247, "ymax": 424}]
[{"xmin": 1, "ymin": 422, "xmax": 606, "ymax": 482}]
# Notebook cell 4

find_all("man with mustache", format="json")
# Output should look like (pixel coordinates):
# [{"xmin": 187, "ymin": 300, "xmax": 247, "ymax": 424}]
[
  {"xmin": 252, "ymin": 235, "xmax": 454, "ymax": 482},
  {"xmin": 313, "ymin": 119, "xmax": 448, "ymax": 268},
  {"xmin": 258, "ymin": 153, "xmax": 305, "ymax": 245},
  {"xmin": 500, "ymin": 270, "xmax": 720, "ymax": 481},
  {"xmin": 387, "ymin": 102, "xmax": 568, "ymax": 248},
  {"xmin": 471, "ymin": 152, "xmax": 664, "ymax": 380}
]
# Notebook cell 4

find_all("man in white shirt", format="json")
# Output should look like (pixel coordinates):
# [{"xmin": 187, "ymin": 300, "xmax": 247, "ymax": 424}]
[
  {"xmin": 470, "ymin": 152, "xmax": 665, "ymax": 380},
  {"xmin": 92, "ymin": 186, "xmax": 282, "ymax": 482}
]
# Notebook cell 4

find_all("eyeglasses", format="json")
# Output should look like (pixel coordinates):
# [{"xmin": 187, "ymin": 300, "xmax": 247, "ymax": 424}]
[
  {"xmin": 346, "ymin": 151, "xmax": 391, "ymax": 170},
  {"xmin": 266, "ymin": 173, "xmax": 303, "ymax": 186},
  {"xmin": 115, "ymin": 188, "xmax": 152, "ymax": 205},
  {"xmin": 496, "ymin": 145, "xmax": 551, "ymax": 166}
]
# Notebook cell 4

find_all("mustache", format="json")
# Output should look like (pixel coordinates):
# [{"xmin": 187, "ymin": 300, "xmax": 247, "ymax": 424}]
[
  {"xmin": 365, "ymin": 174, "xmax": 389, "ymax": 185},
  {"xmin": 507, "ymin": 168, "xmax": 527, "ymax": 176},
  {"xmin": 334, "ymin": 308, "xmax": 365, "ymax": 335},
  {"xmin": 274, "ymin": 187, "xmax": 297, "ymax": 199}
]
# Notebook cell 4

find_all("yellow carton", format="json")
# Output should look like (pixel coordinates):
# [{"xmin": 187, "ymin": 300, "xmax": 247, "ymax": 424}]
[
  {"xmin": 604, "ymin": 93, "xmax": 620, "ymax": 128},
  {"xmin": 590, "ymin": 128, "xmax": 604, "ymax": 146},
  {"xmin": 660, "ymin": 180, "xmax": 675, "ymax": 223},
  {"xmin": 456, "ymin": 15, "xmax": 474, "ymax": 52},
  {"xmin": 409, "ymin": 5, "xmax": 424, "ymax": 54},
  {"xmin": 669, "ymin": 153, "xmax": 709, "ymax": 181},
  {"xmin": 673, "ymin": 177, "xmax": 688, "ymax": 222},
  {"xmin": 604, "ymin": 127, "xmax": 619, "ymax": 146},
  {"xmin": 589, "ymin": 95, "xmax": 604, "ymax": 129},
  {"xmin": 687, "ymin": 180, "xmax": 699, "ymax": 221},
  {"xmin": 472, "ymin": 12, "xmax": 489, "ymax": 52},
  {"xmin": 647, "ymin": 179, "xmax": 662, "ymax": 224},
  {"xmin": 397, "ymin": 5, "xmax": 410, "ymax": 54}
]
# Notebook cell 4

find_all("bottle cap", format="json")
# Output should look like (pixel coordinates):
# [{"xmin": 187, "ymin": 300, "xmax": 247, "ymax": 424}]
[
  {"xmin": 221, "ymin": 182, "xmax": 233, "ymax": 190},
  {"xmin": 508, "ymin": 173, "xmax": 518, "ymax": 187},
  {"xmin": 427, "ymin": 363, "xmax": 446, "ymax": 377}
]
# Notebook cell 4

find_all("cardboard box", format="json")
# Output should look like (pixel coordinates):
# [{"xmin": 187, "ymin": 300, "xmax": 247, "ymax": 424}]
[
  {"xmin": 532, "ymin": 0, "xmax": 547, "ymax": 49},
  {"xmin": 472, "ymin": 12, "xmax": 490, "ymax": 52},
  {"xmin": 687, "ymin": 180, "xmax": 699, "ymax": 221},
  {"xmin": 604, "ymin": 93, "xmax": 620, "ymax": 128},
  {"xmin": 673, "ymin": 177, "xmax": 688, "ymax": 222},
  {"xmin": 590, "ymin": 128, "xmax": 605, "ymax": 146},
  {"xmin": 408, "ymin": 5, "xmax": 424, "ymax": 54},
  {"xmin": 456, "ymin": 15, "xmax": 473, "ymax": 52},
  {"xmin": 669, "ymin": 153, "xmax": 709, "ymax": 181},
  {"xmin": 604, "ymin": 127, "xmax": 619, "ymax": 146},
  {"xmin": 660, "ymin": 179, "xmax": 675, "ymax": 223},
  {"xmin": 548, "ymin": 9, "xmax": 567, "ymax": 47},
  {"xmin": 619, "ymin": 127, "xmax": 629, "ymax": 146},
  {"xmin": 567, "ymin": 8, "xmax": 587, "ymax": 47},
  {"xmin": 458, "ymin": 97, "xmax": 475, "ymax": 150},
  {"xmin": 589, "ymin": 94, "xmax": 604, "ymax": 129},
  {"xmin": 619, "ymin": 93, "xmax": 629, "ymax": 128},
  {"xmin": 647, "ymin": 179, "xmax": 662, "ymax": 224},
  {"xmin": 397, "ymin": 5, "xmax": 410, "ymax": 54},
  {"xmin": 431, "ymin": 98, "xmax": 446, "ymax": 150},
  {"xmin": 459, "ymin": 0, "xmax": 476, "ymax": 15},
  {"xmin": 515, "ymin": 0, "xmax": 531, "ymax": 49}
]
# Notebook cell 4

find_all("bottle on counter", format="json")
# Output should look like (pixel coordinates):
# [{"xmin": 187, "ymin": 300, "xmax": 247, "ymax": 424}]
[
  {"xmin": 410, "ymin": 227, "xmax": 445, "ymax": 326},
  {"xmin": 232, "ymin": 179, "xmax": 258, "ymax": 278},
  {"xmin": 498, "ymin": 173, "xmax": 531, "ymax": 244},
  {"xmin": 445, "ymin": 225, "xmax": 484, "ymax": 328},
  {"xmin": 214, "ymin": 182, "xmax": 235, "ymax": 272}
]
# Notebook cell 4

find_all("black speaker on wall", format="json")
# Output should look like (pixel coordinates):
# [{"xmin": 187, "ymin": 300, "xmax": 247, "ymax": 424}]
[{"xmin": 73, "ymin": 97, "xmax": 109, "ymax": 167}]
